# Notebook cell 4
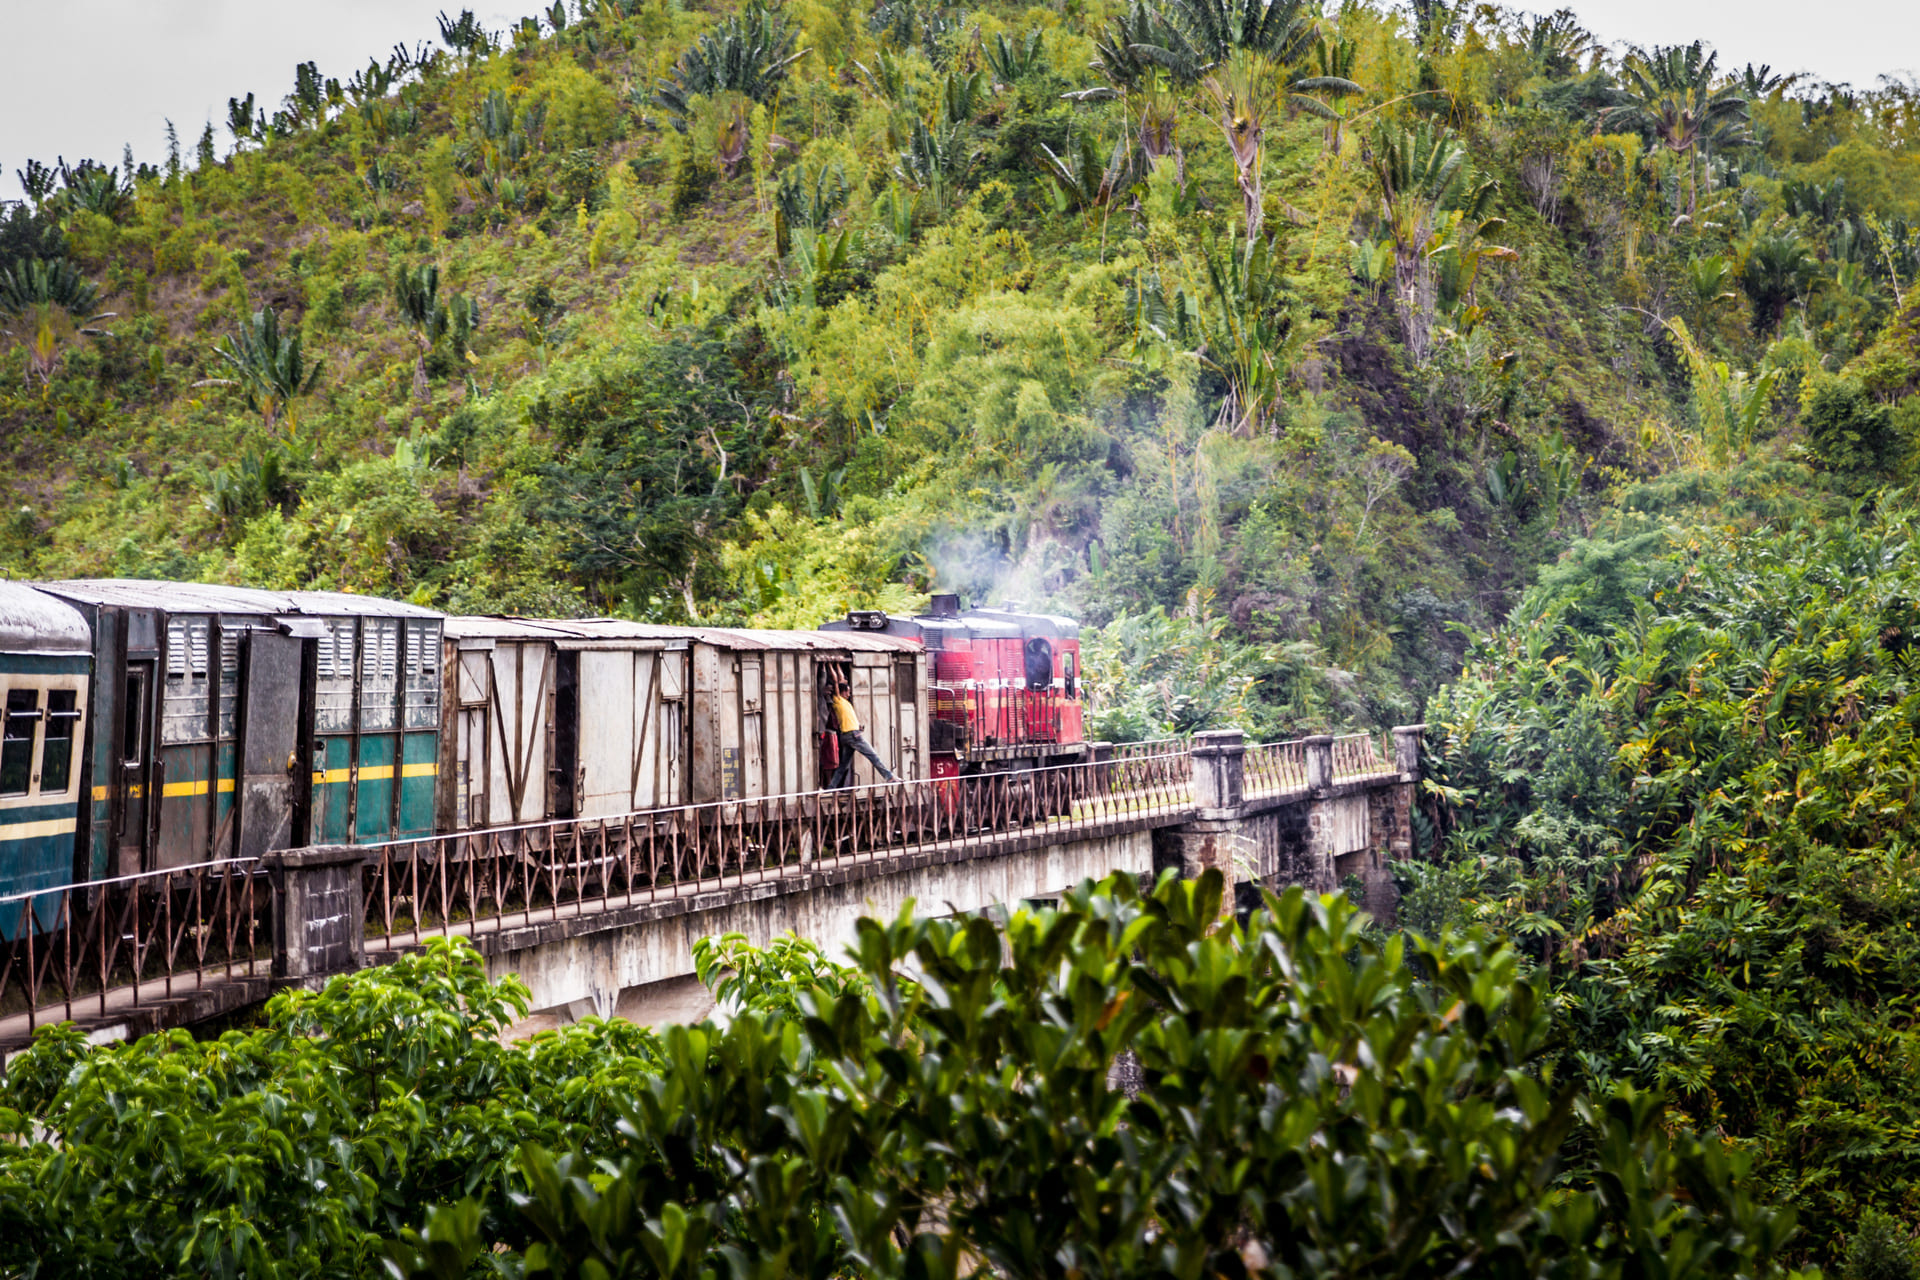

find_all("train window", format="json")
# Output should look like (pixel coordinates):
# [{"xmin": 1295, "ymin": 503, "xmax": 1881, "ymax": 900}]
[
  {"xmin": 403, "ymin": 621, "xmax": 440, "ymax": 729},
  {"xmin": 1064, "ymin": 651, "xmax": 1078, "ymax": 699},
  {"xmin": 1, "ymin": 689, "xmax": 39, "ymax": 796},
  {"xmin": 359, "ymin": 619, "xmax": 400, "ymax": 731},
  {"xmin": 162, "ymin": 618, "xmax": 212, "ymax": 744},
  {"xmin": 1023, "ymin": 637, "xmax": 1054, "ymax": 692},
  {"xmin": 42, "ymin": 690, "xmax": 78, "ymax": 794},
  {"xmin": 122, "ymin": 672, "xmax": 147, "ymax": 766},
  {"xmin": 457, "ymin": 650, "xmax": 490, "ymax": 706}
]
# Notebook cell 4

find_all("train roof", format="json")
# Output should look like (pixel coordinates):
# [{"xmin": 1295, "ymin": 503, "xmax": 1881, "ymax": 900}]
[
  {"xmin": 39, "ymin": 580, "xmax": 443, "ymax": 621},
  {"xmin": 0, "ymin": 581, "xmax": 91, "ymax": 655},
  {"xmin": 283, "ymin": 590, "xmax": 442, "ymax": 619},
  {"xmin": 445, "ymin": 616, "xmax": 919, "ymax": 653},
  {"xmin": 39, "ymin": 579, "xmax": 298, "ymax": 614},
  {"xmin": 966, "ymin": 607, "xmax": 1080, "ymax": 640}
]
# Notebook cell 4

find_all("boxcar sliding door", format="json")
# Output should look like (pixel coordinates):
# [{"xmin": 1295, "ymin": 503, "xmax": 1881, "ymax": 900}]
[{"xmin": 574, "ymin": 645, "xmax": 688, "ymax": 817}]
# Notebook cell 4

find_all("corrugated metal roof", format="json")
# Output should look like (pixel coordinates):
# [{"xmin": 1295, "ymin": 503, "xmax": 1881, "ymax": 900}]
[
  {"xmin": 283, "ymin": 590, "xmax": 443, "ymax": 619},
  {"xmin": 444, "ymin": 616, "xmax": 921, "ymax": 653},
  {"xmin": 0, "ymin": 581, "xmax": 91, "ymax": 654},
  {"xmin": 40, "ymin": 579, "xmax": 297, "ymax": 614},
  {"xmin": 38, "ymin": 580, "xmax": 444, "ymax": 621}
]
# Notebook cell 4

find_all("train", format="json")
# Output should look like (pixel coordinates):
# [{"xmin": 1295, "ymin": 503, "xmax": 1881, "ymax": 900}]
[{"xmin": 0, "ymin": 580, "xmax": 1085, "ymax": 932}]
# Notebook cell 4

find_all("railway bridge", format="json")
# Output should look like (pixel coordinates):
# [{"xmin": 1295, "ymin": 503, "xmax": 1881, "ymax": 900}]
[{"xmin": 1, "ymin": 728, "xmax": 1423, "ymax": 1053}]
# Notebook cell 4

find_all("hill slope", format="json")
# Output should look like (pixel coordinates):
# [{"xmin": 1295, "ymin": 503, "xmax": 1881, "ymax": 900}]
[{"xmin": 3, "ymin": 0, "xmax": 1918, "ymax": 739}]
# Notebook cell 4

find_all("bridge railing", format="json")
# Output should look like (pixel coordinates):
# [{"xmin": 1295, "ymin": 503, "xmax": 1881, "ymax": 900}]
[
  {"xmin": 1332, "ymin": 731, "xmax": 1393, "ymax": 776},
  {"xmin": 362, "ymin": 748, "xmax": 1193, "ymax": 950},
  {"xmin": 0, "ymin": 857, "xmax": 270, "ymax": 1044},
  {"xmin": 1245, "ymin": 739, "xmax": 1308, "ymax": 793}
]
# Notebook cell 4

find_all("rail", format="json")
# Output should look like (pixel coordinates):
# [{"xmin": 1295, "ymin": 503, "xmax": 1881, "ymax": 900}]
[
  {"xmin": 0, "ymin": 858, "xmax": 270, "ymax": 1045},
  {"xmin": 363, "ymin": 749, "xmax": 1194, "ymax": 950}
]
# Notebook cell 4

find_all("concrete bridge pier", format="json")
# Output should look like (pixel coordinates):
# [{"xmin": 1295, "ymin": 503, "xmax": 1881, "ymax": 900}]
[{"xmin": 1152, "ymin": 727, "xmax": 1423, "ymax": 923}]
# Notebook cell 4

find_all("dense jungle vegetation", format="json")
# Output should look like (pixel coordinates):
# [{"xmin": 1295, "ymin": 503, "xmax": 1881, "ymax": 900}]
[
  {"xmin": 8, "ymin": 0, "xmax": 1920, "ymax": 1271},
  {"xmin": 2, "ymin": 0, "xmax": 1914, "ymax": 739},
  {"xmin": 0, "ymin": 876, "xmax": 1812, "ymax": 1279}
]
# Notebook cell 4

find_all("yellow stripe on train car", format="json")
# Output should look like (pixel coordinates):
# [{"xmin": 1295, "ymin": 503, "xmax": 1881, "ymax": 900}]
[
  {"xmin": 0, "ymin": 816, "xmax": 78, "ymax": 841},
  {"xmin": 158, "ymin": 778, "xmax": 237, "ymax": 798},
  {"xmin": 310, "ymin": 765, "xmax": 437, "ymax": 784}
]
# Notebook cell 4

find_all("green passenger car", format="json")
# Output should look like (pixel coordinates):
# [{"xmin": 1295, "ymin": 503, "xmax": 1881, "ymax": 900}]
[{"xmin": 0, "ymin": 582, "xmax": 92, "ymax": 940}]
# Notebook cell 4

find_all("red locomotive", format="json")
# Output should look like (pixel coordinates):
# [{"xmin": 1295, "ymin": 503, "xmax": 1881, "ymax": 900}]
[{"xmin": 823, "ymin": 594, "xmax": 1085, "ymax": 781}]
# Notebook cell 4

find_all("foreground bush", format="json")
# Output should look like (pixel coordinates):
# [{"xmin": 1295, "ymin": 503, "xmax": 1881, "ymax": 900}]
[{"xmin": 2, "ymin": 872, "xmax": 1803, "ymax": 1278}]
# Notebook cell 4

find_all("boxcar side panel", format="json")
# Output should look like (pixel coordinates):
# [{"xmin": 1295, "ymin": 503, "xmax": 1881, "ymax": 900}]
[{"xmin": 487, "ymin": 641, "xmax": 551, "ymax": 825}]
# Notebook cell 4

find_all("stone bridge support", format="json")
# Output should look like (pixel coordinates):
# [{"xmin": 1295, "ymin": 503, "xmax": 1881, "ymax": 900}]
[{"xmin": 1150, "ymin": 727, "xmax": 1423, "ymax": 923}]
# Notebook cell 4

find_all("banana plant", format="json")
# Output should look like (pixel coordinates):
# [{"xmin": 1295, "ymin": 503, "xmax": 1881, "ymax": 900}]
[
  {"xmin": 983, "ymin": 29, "xmax": 1044, "ymax": 86},
  {"xmin": 0, "ymin": 258, "xmax": 116, "ymax": 388},
  {"xmin": 1131, "ymin": 228, "xmax": 1296, "ymax": 436},
  {"xmin": 772, "ymin": 163, "xmax": 848, "ymax": 257},
  {"xmin": 896, "ymin": 118, "xmax": 973, "ymax": 214},
  {"xmin": 654, "ymin": 4, "xmax": 807, "ymax": 130},
  {"xmin": 393, "ymin": 264, "xmax": 482, "ymax": 398},
  {"xmin": 1037, "ymin": 129, "xmax": 1140, "ymax": 217},
  {"xmin": 200, "ymin": 307, "xmax": 324, "ymax": 432}
]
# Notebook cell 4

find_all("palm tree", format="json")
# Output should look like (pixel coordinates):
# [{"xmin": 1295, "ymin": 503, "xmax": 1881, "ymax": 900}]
[
  {"xmin": 1742, "ymin": 229, "xmax": 1817, "ymax": 332},
  {"xmin": 393, "ymin": 264, "xmax": 481, "ymax": 398},
  {"xmin": 0, "ymin": 257, "xmax": 115, "ymax": 387},
  {"xmin": 1606, "ymin": 42, "xmax": 1750, "ymax": 218},
  {"xmin": 654, "ymin": 5, "xmax": 806, "ymax": 130},
  {"xmin": 1367, "ymin": 122, "xmax": 1508, "ymax": 365},
  {"xmin": 1199, "ymin": 52, "xmax": 1277, "ymax": 239},
  {"xmin": 202, "ymin": 307, "xmax": 323, "ymax": 431}
]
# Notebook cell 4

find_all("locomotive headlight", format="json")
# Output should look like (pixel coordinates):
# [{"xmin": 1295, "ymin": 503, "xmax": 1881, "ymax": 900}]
[{"xmin": 846, "ymin": 610, "xmax": 889, "ymax": 631}]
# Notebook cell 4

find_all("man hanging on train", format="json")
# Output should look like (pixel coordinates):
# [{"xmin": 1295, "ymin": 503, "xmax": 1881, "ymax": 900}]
[{"xmin": 828, "ymin": 681, "xmax": 897, "ymax": 787}]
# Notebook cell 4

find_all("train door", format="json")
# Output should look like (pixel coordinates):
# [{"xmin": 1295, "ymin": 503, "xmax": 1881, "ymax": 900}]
[
  {"xmin": 352, "ymin": 618, "xmax": 401, "ymax": 844},
  {"xmin": 656, "ymin": 651, "xmax": 685, "ymax": 806},
  {"xmin": 575, "ymin": 646, "xmax": 685, "ymax": 816},
  {"xmin": 815, "ymin": 658, "xmax": 848, "ymax": 789},
  {"xmin": 487, "ymin": 641, "xmax": 551, "ymax": 824},
  {"xmin": 237, "ymin": 630, "xmax": 301, "ymax": 857},
  {"xmin": 452, "ymin": 642, "xmax": 491, "ymax": 828},
  {"xmin": 894, "ymin": 654, "xmax": 922, "ymax": 780},
  {"xmin": 546, "ymin": 651, "xmax": 579, "ymax": 819},
  {"xmin": 115, "ymin": 660, "xmax": 152, "ymax": 875},
  {"xmin": 733, "ymin": 655, "xmax": 764, "ymax": 799},
  {"xmin": 154, "ymin": 615, "xmax": 214, "ymax": 869}
]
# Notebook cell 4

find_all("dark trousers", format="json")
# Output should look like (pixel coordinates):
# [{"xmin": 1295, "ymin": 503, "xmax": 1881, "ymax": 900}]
[{"xmin": 829, "ymin": 730, "xmax": 894, "ymax": 787}]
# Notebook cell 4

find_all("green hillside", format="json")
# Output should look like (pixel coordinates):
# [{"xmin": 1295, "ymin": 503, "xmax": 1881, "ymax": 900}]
[{"xmin": 3, "ymin": 0, "xmax": 1918, "ymax": 741}]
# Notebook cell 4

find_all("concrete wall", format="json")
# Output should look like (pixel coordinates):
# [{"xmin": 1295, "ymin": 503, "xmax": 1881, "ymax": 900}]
[{"xmin": 493, "ymin": 829, "xmax": 1155, "ymax": 1020}]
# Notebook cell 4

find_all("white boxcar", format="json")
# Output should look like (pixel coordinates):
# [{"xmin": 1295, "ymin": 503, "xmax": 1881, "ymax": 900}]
[{"xmin": 439, "ymin": 619, "xmax": 926, "ymax": 830}]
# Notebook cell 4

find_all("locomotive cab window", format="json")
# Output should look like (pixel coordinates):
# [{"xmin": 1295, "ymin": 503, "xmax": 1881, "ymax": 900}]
[
  {"xmin": 1023, "ymin": 637, "xmax": 1054, "ymax": 692},
  {"xmin": 1064, "ymin": 651, "xmax": 1077, "ymax": 699},
  {"xmin": 1, "ymin": 689, "xmax": 39, "ymax": 796},
  {"xmin": 42, "ymin": 690, "xmax": 78, "ymax": 793}
]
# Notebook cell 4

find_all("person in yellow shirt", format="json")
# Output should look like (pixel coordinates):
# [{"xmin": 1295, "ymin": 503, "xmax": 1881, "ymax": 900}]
[{"xmin": 828, "ymin": 681, "xmax": 896, "ymax": 787}]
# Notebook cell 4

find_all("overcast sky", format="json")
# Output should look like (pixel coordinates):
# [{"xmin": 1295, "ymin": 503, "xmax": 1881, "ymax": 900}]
[{"xmin": 2, "ymin": 0, "xmax": 1914, "ymax": 200}]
